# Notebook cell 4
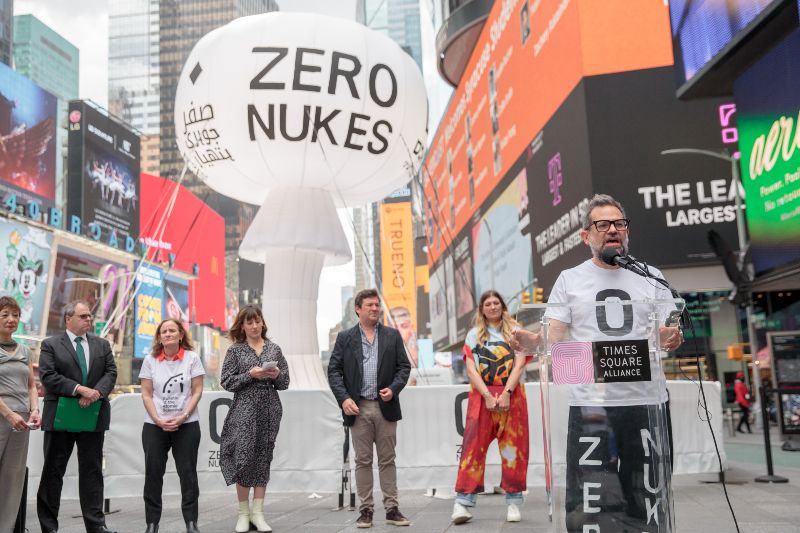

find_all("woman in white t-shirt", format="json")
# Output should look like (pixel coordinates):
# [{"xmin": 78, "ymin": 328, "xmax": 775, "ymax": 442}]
[
  {"xmin": 452, "ymin": 290, "xmax": 530, "ymax": 526},
  {"xmin": 139, "ymin": 318, "xmax": 205, "ymax": 533}
]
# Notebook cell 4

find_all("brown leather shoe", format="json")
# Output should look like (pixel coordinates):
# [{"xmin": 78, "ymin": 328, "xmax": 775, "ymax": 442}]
[
  {"xmin": 356, "ymin": 509, "xmax": 373, "ymax": 528},
  {"xmin": 386, "ymin": 508, "xmax": 410, "ymax": 526}
]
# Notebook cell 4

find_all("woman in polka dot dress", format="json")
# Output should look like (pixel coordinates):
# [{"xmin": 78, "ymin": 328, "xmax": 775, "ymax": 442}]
[{"xmin": 220, "ymin": 305, "xmax": 290, "ymax": 532}]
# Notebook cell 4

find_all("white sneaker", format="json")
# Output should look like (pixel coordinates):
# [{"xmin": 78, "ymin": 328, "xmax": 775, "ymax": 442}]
[
  {"xmin": 451, "ymin": 502, "xmax": 473, "ymax": 524},
  {"xmin": 507, "ymin": 503, "xmax": 521, "ymax": 522}
]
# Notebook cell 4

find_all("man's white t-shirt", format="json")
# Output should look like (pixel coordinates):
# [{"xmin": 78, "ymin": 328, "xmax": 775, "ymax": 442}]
[
  {"xmin": 139, "ymin": 349, "xmax": 206, "ymax": 424},
  {"xmin": 546, "ymin": 259, "xmax": 674, "ymax": 407}
]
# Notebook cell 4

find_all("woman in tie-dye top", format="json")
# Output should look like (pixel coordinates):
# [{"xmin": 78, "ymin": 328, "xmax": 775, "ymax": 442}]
[{"xmin": 451, "ymin": 290, "xmax": 529, "ymax": 525}]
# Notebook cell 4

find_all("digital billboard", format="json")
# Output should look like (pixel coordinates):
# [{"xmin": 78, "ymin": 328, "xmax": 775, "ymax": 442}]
[
  {"xmin": 668, "ymin": 0, "xmax": 789, "ymax": 97},
  {"xmin": 423, "ymin": 0, "xmax": 673, "ymax": 265},
  {"xmin": 0, "ymin": 220, "xmax": 52, "ymax": 337},
  {"xmin": 379, "ymin": 201, "xmax": 419, "ymax": 366},
  {"xmin": 0, "ymin": 62, "xmax": 57, "ymax": 207},
  {"xmin": 46, "ymin": 244, "xmax": 132, "ymax": 346},
  {"xmin": 588, "ymin": 67, "xmax": 742, "ymax": 268},
  {"xmin": 734, "ymin": 28, "xmax": 800, "ymax": 274},
  {"xmin": 471, "ymin": 168, "xmax": 533, "ymax": 315},
  {"xmin": 139, "ymin": 173, "xmax": 225, "ymax": 328},
  {"xmin": 67, "ymin": 100, "xmax": 141, "ymax": 247},
  {"xmin": 134, "ymin": 262, "xmax": 164, "ymax": 359}
]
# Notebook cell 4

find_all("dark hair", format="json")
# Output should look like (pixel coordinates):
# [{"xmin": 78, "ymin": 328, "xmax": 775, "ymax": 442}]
[
  {"xmin": 63, "ymin": 300, "xmax": 91, "ymax": 323},
  {"xmin": 228, "ymin": 305, "xmax": 268, "ymax": 343},
  {"xmin": 582, "ymin": 194, "xmax": 626, "ymax": 229},
  {"xmin": 150, "ymin": 318, "xmax": 194, "ymax": 356},
  {"xmin": 0, "ymin": 296, "xmax": 20, "ymax": 315},
  {"xmin": 354, "ymin": 289, "xmax": 380, "ymax": 310}
]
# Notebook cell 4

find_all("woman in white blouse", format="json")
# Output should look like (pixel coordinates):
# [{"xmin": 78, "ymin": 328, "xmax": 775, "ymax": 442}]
[{"xmin": 139, "ymin": 318, "xmax": 205, "ymax": 533}]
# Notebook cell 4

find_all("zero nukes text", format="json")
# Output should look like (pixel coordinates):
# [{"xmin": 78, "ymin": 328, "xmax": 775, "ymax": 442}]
[{"xmin": 247, "ymin": 47, "xmax": 398, "ymax": 154}]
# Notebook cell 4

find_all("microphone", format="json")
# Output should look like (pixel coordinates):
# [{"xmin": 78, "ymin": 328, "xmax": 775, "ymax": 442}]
[{"xmin": 600, "ymin": 247, "xmax": 634, "ymax": 269}]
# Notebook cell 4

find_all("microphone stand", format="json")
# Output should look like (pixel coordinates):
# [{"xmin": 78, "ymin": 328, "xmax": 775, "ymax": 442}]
[{"xmin": 617, "ymin": 255, "xmax": 688, "ymax": 326}]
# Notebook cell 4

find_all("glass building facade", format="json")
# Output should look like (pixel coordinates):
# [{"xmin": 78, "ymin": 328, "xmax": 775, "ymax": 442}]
[
  {"xmin": 13, "ymin": 14, "xmax": 79, "ymax": 101},
  {"xmin": 0, "ymin": 0, "xmax": 11, "ymax": 66},
  {"xmin": 108, "ymin": 0, "xmax": 160, "ymax": 135}
]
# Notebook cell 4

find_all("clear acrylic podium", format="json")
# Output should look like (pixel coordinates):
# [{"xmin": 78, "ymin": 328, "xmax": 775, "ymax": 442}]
[{"xmin": 517, "ymin": 299, "xmax": 684, "ymax": 533}]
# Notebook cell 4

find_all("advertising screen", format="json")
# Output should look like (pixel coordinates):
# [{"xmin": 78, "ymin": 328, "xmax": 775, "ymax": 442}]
[
  {"xmin": 46, "ymin": 245, "xmax": 132, "ymax": 345},
  {"xmin": 527, "ymin": 82, "xmax": 594, "ymax": 292},
  {"xmin": 669, "ymin": 0, "xmax": 779, "ymax": 92},
  {"xmin": 588, "ymin": 67, "xmax": 741, "ymax": 268},
  {"xmin": 0, "ymin": 220, "xmax": 52, "ymax": 337},
  {"xmin": 453, "ymin": 234, "xmax": 475, "ymax": 341},
  {"xmin": 134, "ymin": 262, "xmax": 164, "ymax": 359},
  {"xmin": 0, "ymin": 63, "xmax": 57, "ymax": 207},
  {"xmin": 164, "ymin": 274, "xmax": 190, "ymax": 329},
  {"xmin": 734, "ymin": 28, "xmax": 800, "ymax": 274},
  {"xmin": 424, "ymin": 0, "xmax": 673, "ymax": 265},
  {"xmin": 139, "ymin": 173, "xmax": 225, "ymax": 328},
  {"xmin": 67, "ymin": 101, "xmax": 141, "ymax": 245},
  {"xmin": 429, "ymin": 261, "xmax": 448, "ymax": 350},
  {"xmin": 471, "ymin": 168, "xmax": 533, "ymax": 315},
  {"xmin": 379, "ymin": 201, "xmax": 419, "ymax": 367}
]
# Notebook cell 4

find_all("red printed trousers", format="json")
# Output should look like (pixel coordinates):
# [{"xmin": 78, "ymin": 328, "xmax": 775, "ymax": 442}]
[{"xmin": 455, "ymin": 386, "xmax": 529, "ymax": 494}]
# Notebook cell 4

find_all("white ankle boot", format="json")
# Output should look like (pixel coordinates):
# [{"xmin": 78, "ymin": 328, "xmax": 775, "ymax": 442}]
[
  {"xmin": 235, "ymin": 500, "xmax": 250, "ymax": 533},
  {"xmin": 250, "ymin": 498, "xmax": 272, "ymax": 532}
]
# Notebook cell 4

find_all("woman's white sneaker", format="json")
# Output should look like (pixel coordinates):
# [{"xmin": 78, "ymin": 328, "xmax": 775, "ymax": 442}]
[
  {"xmin": 451, "ymin": 502, "xmax": 473, "ymax": 524},
  {"xmin": 507, "ymin": 503, "xmax": 521, "ymax": 522}
]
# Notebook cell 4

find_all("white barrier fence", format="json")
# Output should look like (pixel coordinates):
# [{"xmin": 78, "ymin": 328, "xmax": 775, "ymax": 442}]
[{"xmin": 25, "ymin": 381, "xmax": 725, "ymax": 499}]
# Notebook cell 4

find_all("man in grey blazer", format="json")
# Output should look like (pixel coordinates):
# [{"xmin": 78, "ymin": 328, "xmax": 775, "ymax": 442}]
[
  {"xmin": 37, "ymin": 300, "xmax": 117, "ymax": 533},
  {"xmin": 328, "ymin": 288, "xmax": 411, "ymax": 529}
]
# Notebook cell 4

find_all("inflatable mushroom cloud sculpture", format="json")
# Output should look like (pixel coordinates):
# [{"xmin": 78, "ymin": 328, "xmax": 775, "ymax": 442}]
[{"xmin": 175, "ymin": 12, "xmax": 428, "ymax": 388}]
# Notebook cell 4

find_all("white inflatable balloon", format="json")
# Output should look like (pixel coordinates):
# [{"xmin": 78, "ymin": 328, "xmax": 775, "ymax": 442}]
[
  {"xmin": 174, "ymin": 12, "xmax": 428, "ymax": 207},
  {"xmin": 174, "ymin": 12, "xmax": 428, "ymax": 389}
]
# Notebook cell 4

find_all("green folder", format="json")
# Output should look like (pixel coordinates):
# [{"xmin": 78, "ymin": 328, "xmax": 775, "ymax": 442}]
[{"xmin": 53, "ymin": 396, "xmax": 101, "ymax": 432}]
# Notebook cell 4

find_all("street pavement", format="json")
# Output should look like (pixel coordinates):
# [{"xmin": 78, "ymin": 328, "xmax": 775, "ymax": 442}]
[{"xmin": 23, "ymin": 428, "xmax": 800, "ymax": 532}]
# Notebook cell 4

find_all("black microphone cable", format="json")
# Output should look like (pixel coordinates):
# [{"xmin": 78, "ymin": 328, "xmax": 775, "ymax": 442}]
[{"xmin": 629, "ymin": 258, "xmax": 741, "ymax": 533}]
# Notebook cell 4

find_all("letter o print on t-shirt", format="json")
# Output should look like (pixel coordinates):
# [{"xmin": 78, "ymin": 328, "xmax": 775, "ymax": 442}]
[{"xmin": 595, "ymin": 289, "xmax": 633, "ymax": 337}]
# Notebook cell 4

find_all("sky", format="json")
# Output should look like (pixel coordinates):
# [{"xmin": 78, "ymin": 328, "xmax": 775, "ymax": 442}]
[{"xmin": 14, "ymin": 0, "xmax": 358, "ymax": 351}]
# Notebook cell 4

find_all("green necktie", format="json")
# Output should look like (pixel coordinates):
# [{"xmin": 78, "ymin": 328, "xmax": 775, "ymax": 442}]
[{"xmin": 75, "ymin": 337, "xmax": 88, "ymax": 385}]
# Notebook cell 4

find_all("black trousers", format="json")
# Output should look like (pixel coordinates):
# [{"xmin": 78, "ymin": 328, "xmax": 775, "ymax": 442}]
[
  {"xmin": 564, "ymin": 403, "xmax": 673, "ymax": 533},
  {"xmin": 142, "ymin": 421, "xmax": 201, "ymax": 524},
  {"xmin": 37, "ymin": 430, "xmax": 106, "ymax": 532},
  {"xmin": 737, "ymin": 404, "xmax": 752, "ymax": 432}
]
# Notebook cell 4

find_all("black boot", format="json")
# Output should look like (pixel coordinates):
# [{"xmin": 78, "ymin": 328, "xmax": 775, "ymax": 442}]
[
  {"xmin": 186, "ymin": 521, "xmax": 201, "ymax": 533},
  {"xmin": 145, "ymin": 525, "xmax": 159, "ymax": 533}
]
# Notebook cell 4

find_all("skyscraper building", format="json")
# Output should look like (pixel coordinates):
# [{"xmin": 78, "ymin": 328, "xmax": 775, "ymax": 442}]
[
  {"xmin": 158, "ymin": 0, "xmax": 278, "ymax": 252},
  {"xmin": 0, "ymin": 0, "xmax": 11, "ymax": 66},
  {"xmin": 108, "ymin": 0, "xmax": 160, "ymax": 135},
  {"xmin": 13, "ymin": 14, "xmax": 79, "ymax": 101}
]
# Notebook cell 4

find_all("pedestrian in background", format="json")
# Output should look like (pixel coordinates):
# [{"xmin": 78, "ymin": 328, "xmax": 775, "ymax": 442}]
[
  {"xmin": 735, "ymin": 371, "xmax": 752, "ymax": 434},
  {"xmin": 220, "ymin": 305, "xmax": 289, "ymax": 533},
  {"xmin": 140, "ymin": 318, "xmax": 205, "ymax": 533},
  {"xmin": 0, "ymin": 296, "xmax": 41, "ymax": 532}
]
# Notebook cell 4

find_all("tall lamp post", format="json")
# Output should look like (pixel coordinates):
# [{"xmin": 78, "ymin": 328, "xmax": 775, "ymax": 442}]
[{"xmin": 661, "ymin": 148, "xmax": 763, "ymax": 427}]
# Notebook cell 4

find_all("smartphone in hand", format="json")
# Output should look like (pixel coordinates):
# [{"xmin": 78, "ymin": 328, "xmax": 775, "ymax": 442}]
[{"xmin": 261, "ymin": 360, "xmax": 278, "ymax": 369}]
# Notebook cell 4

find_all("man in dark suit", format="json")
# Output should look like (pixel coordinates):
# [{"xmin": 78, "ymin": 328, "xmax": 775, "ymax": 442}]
[
  {"xmin": 328, "ymin": 289, "xmax": 411, "ymax": 529},
  {"xmin": 37, "ymin": 300, "xmax": 117, "ymax": 533}
]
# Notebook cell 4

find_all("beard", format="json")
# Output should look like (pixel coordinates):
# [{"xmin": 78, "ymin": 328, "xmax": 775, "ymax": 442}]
[{"xmin": 590, "ymin": 234, "xmax": 629, "ymax": 260}]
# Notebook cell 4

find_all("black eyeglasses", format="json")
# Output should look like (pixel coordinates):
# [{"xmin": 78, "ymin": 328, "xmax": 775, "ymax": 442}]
[
  {"xmin": 76, "ymin": 313, "xmax": 94, "ymax": 320},
  {"xmin": 586, "ymin": 219, "xmax": 630, "ymax": 232}
]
